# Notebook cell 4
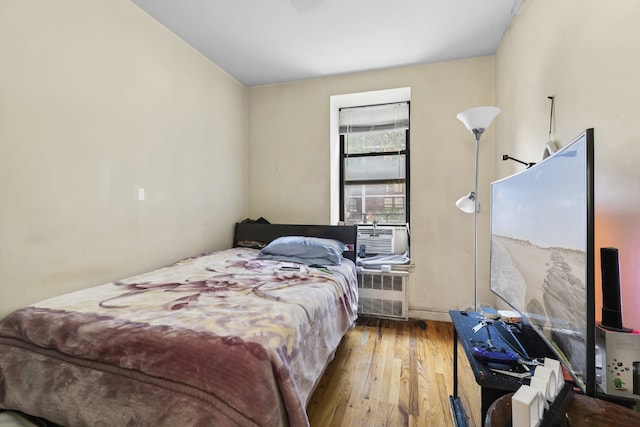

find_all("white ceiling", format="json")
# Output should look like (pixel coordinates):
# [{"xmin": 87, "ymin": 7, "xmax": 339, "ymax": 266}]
[{"xmin": 131, "ymin": 0, "xmax": 523, "ymax": 87}]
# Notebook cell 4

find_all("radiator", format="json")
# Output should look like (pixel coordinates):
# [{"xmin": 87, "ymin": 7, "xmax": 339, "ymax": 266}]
[{"xmin": 357, "ymin": 270, "xmax": 408, "ymax": 320}]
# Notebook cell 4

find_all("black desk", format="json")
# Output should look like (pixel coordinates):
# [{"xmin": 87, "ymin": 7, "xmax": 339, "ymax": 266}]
[{"xmin": 449, "ymin": 310, "xmax": 556, "ymax": 426}]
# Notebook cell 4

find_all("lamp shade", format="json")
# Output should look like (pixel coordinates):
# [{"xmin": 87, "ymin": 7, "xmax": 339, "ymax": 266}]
[
  {"xmin": 457, "ymin": 106, "xmax": 501, "ymax": 132},
  {"xmin": 456, "ymin": 192, "xmax": 476, "ymax": 214}
]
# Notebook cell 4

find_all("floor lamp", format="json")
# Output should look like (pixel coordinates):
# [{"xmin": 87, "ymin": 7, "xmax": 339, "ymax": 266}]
[{"xmin": 455, "ymin": 106, "xmax": 501, "ymax": 312}]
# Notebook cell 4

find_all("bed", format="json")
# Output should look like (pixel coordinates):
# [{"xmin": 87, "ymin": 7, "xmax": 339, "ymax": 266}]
[{"xmin": 0, "ymin": 223, "xmax": 358, "ymax": 426}]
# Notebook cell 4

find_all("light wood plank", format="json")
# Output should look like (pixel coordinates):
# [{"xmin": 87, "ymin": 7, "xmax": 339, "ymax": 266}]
[{"xmin": 307, "ymin": 317, "xmax": 481, "ymax": 427}]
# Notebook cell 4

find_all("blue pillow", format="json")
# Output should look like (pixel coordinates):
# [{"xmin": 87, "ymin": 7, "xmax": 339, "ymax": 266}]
[{"xmin": 258, "ymin": 236, "xmax": 346, "ymax": 266}]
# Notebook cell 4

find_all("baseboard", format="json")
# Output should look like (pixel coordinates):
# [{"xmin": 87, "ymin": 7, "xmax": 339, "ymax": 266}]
[{"xmin": 408, "ymin": 309, "xmax": 451, "ymax": 322}]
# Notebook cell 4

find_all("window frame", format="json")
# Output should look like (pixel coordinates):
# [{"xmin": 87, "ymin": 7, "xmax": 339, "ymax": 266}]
[{"xmin": 339, "ymin": 102, "xmax": 411, "ymax": 226}]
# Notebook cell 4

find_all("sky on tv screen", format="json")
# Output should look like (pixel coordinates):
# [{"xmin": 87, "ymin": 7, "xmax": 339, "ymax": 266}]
[{"xmin": 491, "ymin": 141, "xmax": 585, "ymax": 251}]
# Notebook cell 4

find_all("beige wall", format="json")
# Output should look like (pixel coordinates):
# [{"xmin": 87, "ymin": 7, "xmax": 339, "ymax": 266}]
[
  {"xmin": 248, "ymin": 58, "xmax": 497, "ymax": 320},
  {"xmin": 8, "ymin": 0, "xmax": 635, "ymax": 327},
  {"xmin": 496, "ymin": 0, "xmax": 640, "ymax": 328},
  {"xmin": 0, "ymin": 0, "xmax": 247, "ymax": 317}
]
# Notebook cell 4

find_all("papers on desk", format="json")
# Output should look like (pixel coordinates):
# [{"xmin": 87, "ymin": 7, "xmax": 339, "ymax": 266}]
[
  {"xmin": 491, "ymin": 368, "xmax": 532, "ymax": 379},
  {"xmin": 357, "ymin": 252, "xmax": 410, "ymax": 269}
]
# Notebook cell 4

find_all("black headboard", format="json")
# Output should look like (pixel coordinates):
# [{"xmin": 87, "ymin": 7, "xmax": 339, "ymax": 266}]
[{"xmin": 233, "ymin": 223, "xmax": 357, "ymax": 263}]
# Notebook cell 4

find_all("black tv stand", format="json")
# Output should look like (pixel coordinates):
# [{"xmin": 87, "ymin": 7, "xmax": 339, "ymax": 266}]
[{"xmin": 449, "ymin": 310, "xmax": 558, "ymax": 426}]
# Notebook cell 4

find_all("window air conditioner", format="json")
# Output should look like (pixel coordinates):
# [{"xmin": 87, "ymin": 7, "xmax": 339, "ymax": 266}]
[{"xmin": 356, "ymin": 226, "xmax": 408, "ymax": 255}]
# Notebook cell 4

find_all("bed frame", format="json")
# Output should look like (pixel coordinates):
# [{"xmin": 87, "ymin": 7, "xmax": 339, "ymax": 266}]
[{"xmin": 233, "ymin": 222, "xmax": 358, "ymax": 262}]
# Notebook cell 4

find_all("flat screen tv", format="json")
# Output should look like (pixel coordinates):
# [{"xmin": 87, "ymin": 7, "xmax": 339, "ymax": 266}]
[{"xmin": 489, "ymin": 128, "xmax": 595, "ymax": 396}]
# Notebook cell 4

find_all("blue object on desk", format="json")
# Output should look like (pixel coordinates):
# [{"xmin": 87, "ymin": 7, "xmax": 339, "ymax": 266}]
[{"xmin": 471, "ymin": 346, "xmax": 520, "ymax": 365}]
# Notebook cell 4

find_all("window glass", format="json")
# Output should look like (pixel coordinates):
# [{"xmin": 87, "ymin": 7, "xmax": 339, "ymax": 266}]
[{"xmin": 344, "ymin": 183, "xmax": 406, "ymax": 225}]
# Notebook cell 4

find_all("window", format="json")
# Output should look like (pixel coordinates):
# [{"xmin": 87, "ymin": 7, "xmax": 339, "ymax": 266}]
[{"xmin": 339, "ymin": 102, "xmax": 410, "ymax": 226}]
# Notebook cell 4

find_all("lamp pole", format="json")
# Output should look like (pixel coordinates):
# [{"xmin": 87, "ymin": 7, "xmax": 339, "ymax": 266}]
[
  {"xmin": 472, "ymin": 129, "xmax": 483, "ymax": 313},
  {"xmin": 456, "ymin": 106, "xmax": 500, "ymax": 313}
]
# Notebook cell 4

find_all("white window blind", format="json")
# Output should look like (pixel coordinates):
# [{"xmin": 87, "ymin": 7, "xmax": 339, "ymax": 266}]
[{"xmin": 339, "ymin": 102, "xmax": 409, "ymax": 134}]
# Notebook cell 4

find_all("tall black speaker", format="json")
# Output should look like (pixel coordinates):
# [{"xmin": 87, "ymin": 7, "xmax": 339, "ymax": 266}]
[{"xmin": 600, "ymin": 247, "xmax": 631, "ymax": 332}]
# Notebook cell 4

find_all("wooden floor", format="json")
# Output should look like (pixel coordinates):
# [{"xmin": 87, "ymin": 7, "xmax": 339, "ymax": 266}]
[{"xmin": 307, "ymin": 317, "xmax": 481, "ymax": 427}]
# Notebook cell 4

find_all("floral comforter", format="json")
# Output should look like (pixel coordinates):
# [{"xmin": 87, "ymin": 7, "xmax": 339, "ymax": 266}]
[{"xmin": 0, "ymin": 248, "xmax": 358, "ymax": 426}]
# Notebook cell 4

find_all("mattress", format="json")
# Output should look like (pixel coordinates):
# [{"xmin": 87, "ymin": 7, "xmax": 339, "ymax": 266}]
[{"xmin": 0, "ymin": 247, "xmax": 358, "ymax": 426}]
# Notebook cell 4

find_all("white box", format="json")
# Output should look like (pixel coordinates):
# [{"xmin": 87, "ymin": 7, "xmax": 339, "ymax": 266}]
[
  {"xmin": 512, "ymin": 385, "xmax": 544, "ymax": 427},
  {"xmin": 596, "ymin": 324, "xmax": 640, "ymax": 399}
]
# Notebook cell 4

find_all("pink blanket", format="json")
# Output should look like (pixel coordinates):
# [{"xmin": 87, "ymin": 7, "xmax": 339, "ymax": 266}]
[{"xmin": 0, "ymin": 248, "xmax": 358, "ymax": 426}]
